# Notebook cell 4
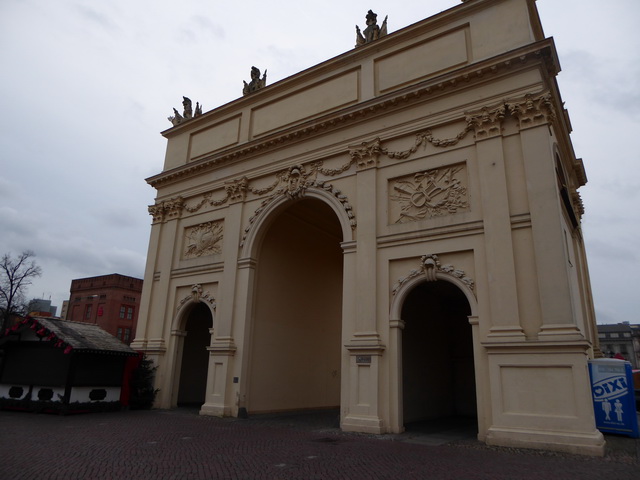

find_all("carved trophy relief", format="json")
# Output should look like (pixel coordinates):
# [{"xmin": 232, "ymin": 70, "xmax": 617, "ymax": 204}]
[
  {"xmin": 390, "ymin": 164, "xmax": 469, "ymax": 223},
  {"xmin": 183, "ymin": 220, "xmax": 224, "ymax": 259}
]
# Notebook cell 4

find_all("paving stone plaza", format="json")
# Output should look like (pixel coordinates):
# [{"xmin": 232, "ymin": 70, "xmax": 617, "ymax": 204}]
[{"xmin": 2, "ymin": 409, "xmax": 638, "ymax": 479}]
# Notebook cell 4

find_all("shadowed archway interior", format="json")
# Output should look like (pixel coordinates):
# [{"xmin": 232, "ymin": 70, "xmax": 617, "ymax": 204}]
[
  {"xmin": 248, "ymin": 198, "xmax": 343, "ymax": 414},
  {"xmin": 177, "ymin": 302, "xmax": 212, "ymax": 406},
  {"xmin": 401, "ymin": 280, "xmax": 476, "ymax": 427}
]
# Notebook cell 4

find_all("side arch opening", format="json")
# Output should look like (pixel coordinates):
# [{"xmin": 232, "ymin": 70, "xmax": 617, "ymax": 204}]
[
  {"xmin": 176, "ymin": 302, "xmax": 213, "ymax": 407},
  {"xmin": 401, "ymin": 280, "xmax": 477, "ymax": 433}
]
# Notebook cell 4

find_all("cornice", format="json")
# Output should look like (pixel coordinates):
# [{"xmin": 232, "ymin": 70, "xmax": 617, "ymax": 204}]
[
  {"xmin": 159, "ymin": 0, "xmax": 516, "ymax": 140},
  {"xmin": 147, "ymin": 39, "xmax": 559, "ymax": 190}
]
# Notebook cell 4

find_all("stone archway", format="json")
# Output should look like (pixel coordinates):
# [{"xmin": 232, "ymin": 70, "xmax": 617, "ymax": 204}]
[
  {"xmin": 176, "ymin": 302, "xmax": 213, "ymax": 406},
  {"xmin": 245, "ymin": 198, "xmax": 344, "ymax": 414},
  {"xmin": 400, "ymin": 280, "xmax": 476, "ymax": 429}
]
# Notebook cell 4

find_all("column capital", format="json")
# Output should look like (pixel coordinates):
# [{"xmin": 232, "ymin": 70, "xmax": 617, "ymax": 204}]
[{"xmin": 506, "ymin": 91, "xmax": 556, "ymax": 130}]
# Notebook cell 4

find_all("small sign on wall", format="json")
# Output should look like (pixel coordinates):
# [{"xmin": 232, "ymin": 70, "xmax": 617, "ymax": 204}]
[{"xmin": 356, "ymin": 355, "xmax": 372, "ymax": 365}]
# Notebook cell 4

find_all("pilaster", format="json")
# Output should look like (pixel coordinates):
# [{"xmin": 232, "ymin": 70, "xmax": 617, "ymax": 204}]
[
  {"xmin": 200, "ymin": 195, "xmax": 245, "ymax": 417},
  {"xmin": 508, "ymin": 92, "xmax": 583, "ymax": 341},
  {"xmin": 341, "ymin": 139, "xmax": 385, "ymax": 432},
  {"xmin": 467, "ymin": 104, "xmax": 525, "ymax": 341}
]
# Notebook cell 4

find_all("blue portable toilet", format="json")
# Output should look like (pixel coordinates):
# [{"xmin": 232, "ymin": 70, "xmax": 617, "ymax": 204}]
[{"xmin": 588, "ymin": 358, "xmax": 639, "ymax": 438}]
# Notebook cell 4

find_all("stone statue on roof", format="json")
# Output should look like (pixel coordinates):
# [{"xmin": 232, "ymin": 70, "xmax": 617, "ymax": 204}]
[
  {"xmin": 355, "ymin": 10, "xmax": 388, "ymax": 47},
  {"xmin": 243, "ymin": 66, "xmax": 268, "ymax": 95},
  {"xmin": 168, "ymin": 96, "xmax": 202, "ymax": 126}
]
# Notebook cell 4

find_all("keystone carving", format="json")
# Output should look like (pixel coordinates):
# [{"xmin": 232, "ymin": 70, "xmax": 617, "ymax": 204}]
[
  {"xmin": 241, "ymin": 176, "xmax": 356, "ymax": 246},
  {"xmin": 392, "ymin": 254, "xmax": 475, "ymax": 296},
  {"xmin": 177, "ymin": 284, "xmax": 216, "ymax": 312}
]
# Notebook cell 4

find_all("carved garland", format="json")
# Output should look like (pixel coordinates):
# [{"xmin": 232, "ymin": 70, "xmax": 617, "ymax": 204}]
[
  {"xmin": 392, "ymin": 254, "xmax": 475, "ymax": 297},
  {"xmin": 150, "ymin": 90, "xmax": 556, "ymax": 227},
  {"xmin": 177, "ymin": 284, "xmax": 216, "ymax": 312}
]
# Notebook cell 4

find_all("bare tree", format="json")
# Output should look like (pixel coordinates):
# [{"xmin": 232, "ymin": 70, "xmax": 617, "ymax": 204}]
[{"xmin": 0, "ymin": 251, "xmax": 42, "ymax": 332}]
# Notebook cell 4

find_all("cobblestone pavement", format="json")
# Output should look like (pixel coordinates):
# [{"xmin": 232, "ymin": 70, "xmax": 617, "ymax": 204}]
[{"xmin": 1, "ymin": 408, "xmax": 638, "ymax": 480}]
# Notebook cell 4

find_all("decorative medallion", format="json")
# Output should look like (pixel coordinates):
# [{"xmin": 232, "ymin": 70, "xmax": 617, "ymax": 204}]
[
  {"xmin": 184, "ymin": 221, "xmax": 224, "ymax": 258},
  {"xmin": 390, "ymin": 164, "xmax": 469, "ymax": 223}
]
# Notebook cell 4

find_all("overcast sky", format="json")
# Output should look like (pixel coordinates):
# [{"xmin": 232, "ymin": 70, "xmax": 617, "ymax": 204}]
[{"xmin": 1, "ymin": 0, "xmax": 638, "ymax": 325}]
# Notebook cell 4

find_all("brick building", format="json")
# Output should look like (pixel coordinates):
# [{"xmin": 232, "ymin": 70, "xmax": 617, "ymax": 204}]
[{"xmin": 66, "ymin": 274, "xmax": 143, "ymax": 345}]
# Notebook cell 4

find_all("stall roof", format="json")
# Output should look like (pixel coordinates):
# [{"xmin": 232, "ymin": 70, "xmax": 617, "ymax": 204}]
[{"xmin": 1, "ymin": 316, "xmax": 138, "ymax": 356}]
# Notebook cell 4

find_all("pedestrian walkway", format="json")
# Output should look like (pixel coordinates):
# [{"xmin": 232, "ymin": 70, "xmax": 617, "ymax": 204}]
[{"xmin": 1, "ymin": 408, "xmax": 638, "ymax": 479}]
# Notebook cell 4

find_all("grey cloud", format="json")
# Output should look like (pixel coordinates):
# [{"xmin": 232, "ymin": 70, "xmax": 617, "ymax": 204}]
[
  {"xmin": 0, "ymin": 206, "xmax": 39, "ymax": 247},
  {"xmin": 74, "ymin": 4, "xmax": 119, "ymax": 32},
  {"xmin": 561, "ymin": 50, "xmax": 640, "ymax": 119},
  {"xmin": 95, "ymin": 207, "xmax": 145, "ymax": 229},
  {"xmin": 191, "ymin": 15, "xmax": 225, "ymax": 39}
]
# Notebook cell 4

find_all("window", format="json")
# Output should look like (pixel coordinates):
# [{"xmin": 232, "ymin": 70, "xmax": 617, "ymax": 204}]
[
  {"xmin": 97, "ymin": 304, "xmax": 105, "ymax": 317},
  {"xmin": 117, "ymin": 327, "xmax": 132, "ymax": 344},
  {"xmin": 610, "ymin": 333, "xmax": 619, "ymax": 338},
  {"xmin": 127, "ymin": 307, "xmax": 134, "ymax": 320},
  {"xmin": 85, "ymin": 304, "xmax": 92, "ymax": 319},
  {"xmin": 119, "ymin": 306, "xmax": 126, "ymax": 319}
]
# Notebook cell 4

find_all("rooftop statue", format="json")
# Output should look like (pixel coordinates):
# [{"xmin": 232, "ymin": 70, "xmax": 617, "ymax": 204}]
[
  {"xmin": 243, "ymin": 66, "xmax": 267, "ymax": 95},
  {"xmin": 355, "ymin": 10, "xmax": 388, "ymax": 47},
  {"xmin": 168, "ymin": 96, "xmax": 202, "ymax": 126}
]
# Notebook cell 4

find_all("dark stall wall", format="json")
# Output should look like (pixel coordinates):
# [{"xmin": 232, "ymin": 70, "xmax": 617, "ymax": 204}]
[
  {"xmin": 1, "ymin": 344, "xmax": 69, "ymax": 386},
  {"xmin": 73, "ymin": 353, "xmax": 127, "ymax": 386}
]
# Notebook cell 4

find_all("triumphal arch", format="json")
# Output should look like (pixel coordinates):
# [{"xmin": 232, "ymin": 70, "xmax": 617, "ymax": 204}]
[{"xmin": 133, "ymin": 0, "xmax": 605, "ymax": 455}]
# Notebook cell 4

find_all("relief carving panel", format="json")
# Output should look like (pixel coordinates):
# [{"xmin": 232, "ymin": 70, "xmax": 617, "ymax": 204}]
[
  {"xmin": 183, "ymin": 220, "xmax": 224, "ymax": 259},
  {"xmin": 389, "ymin": 163, "xmax": 469, "ymax": 224}
]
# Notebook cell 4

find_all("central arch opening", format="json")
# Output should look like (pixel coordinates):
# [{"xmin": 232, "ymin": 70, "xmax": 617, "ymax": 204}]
[
  {"xmin": 248, "ymin": 198, "xmax": 343, "ymax": 415},
  {"xmin": 401, "ymin": 280, "xmax": 477, "ymax": 433}
]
